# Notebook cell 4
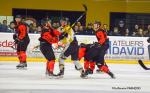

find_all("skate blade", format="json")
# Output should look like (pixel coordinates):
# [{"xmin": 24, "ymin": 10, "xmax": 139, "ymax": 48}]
[
  {"xmin": 55, "ymin": 75, "xmax": 64, "ymax": 79},
  {"xmin": 48, "ymin": 76, "xmax": 55, "ymax": 79},
  {"xmin": 16, "ymin": 67, "xmax": 27, "ymax": 70},
  {"xmin": 45, "ymin": 75, "xmax": 55, "ymax": 79},
  {"xmin": 47, "ymin": 75, "xmax": 63, "ymax": 79},
  {"xmin": 81, "ymin": 77, "xmax": 88, "ymax": 79},
  {"xmin": 96, "ymin": 71, "xmax": 104, "ymax": 74},
  {"xmin": 80, "ymin": 75, "xmax": 88, "ymax": 79}
]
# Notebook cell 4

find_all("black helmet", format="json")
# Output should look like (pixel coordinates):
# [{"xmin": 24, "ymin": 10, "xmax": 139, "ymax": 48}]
[
  {"xmin": 94, "ymin": 21, "xmax": 101, "ymax": 25},
  {"xmin": 60, "ymin": 17, "xmax": 69, "ymax": 23},
  {"xmin": 41, "ymin": 19, "xmax": 51, "ymax": 26},
  {"xmin": 15, "ymin": 15, "xmax": 22, "ymax": 18}
]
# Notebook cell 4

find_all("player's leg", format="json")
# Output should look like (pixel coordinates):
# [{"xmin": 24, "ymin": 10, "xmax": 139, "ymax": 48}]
[
  {"xmin": 84, "ymin": 60, "xmax": 90, "ymax": 71},
  {"xmin": 89, "ymin": 61, "xmax": 95, "ymax": 74},
  {"xmin": 84, "ymin": 47, "xmax": 97, "ymax": 75},
  {"xmin": 16, "ymin": 39, "xmax": 29, "ymax": 69},
  {"xmin": 40, "ymin": 43, "xmax": 56, "ymax": 77},
  {"xmin": 70, "ymin": 43, "xmax": 87, "ymax": 78},
  {"xmin": 84, "ymin": 60, "xmax": 94, "ymax": 75},
  {"xmin": 96, "ymin": 47, "xmax": 115, "ymax": 78},
  {"xmin": 78, "ymin": 47, "xmax": 86, "ymax": 61},
  {"xmin": 96, "ymin": 44, "xmax": 109, "ymax": 73},
  {"xmin": 57, "ymin": 44, "xmax": 70, "ymax": 77}
]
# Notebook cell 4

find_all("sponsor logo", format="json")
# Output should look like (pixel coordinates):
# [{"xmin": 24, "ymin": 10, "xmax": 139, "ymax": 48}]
[{"xmin": 0, "ymin": 40, "xmax": 16, "ymax": 48}]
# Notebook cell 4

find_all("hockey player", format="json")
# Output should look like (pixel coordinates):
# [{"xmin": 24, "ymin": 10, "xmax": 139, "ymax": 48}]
[
  {"xmin": 78, "ymin": 43, "xmax": 96, "ymax": 75},
  {"xmin": 93, "ymin": 21, "xmax": 115, "ymax": 78},
  {"xmin": 13, "ymin": 15, "xmax": 30, "ymax": 69},
  {"xmin": 56, "ymin": 18, "xmax": 86, "ymax": 78},
  {"xmin": 79, "ymin": 21, "xmax": 115, "ymax": 78},
  {"xmin": 39, "ymin": 19, "xmax": 62, "ymax": 77}
]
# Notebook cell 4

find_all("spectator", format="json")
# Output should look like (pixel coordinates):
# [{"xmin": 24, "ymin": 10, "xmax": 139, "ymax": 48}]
[
  {"xmin": 135, "ymin": 28, "xmax": 144, "ymax": 37},
  {"xmin": 124, "ymin": 28, "xmax": 130, "ymax": 36},
  {"xmin": 144, "ymin": 24, "xmax": 150, "ymax": 37},
  {"xmin": 74, "ymin": 22, "xmax": 84, "ymax": 35},
  {"xmin": 118, "ymin": 20, "xmax": 126, "ymax": 36},
  {"xmin": 76, "ymin": 22, "xmax": 84, "ymax": 35},
  {"xmin": 74, "ymin": 25, "xmax": 79, "ymax": 34},
  {"xmin": 29, "ymin": 22, "xmax": 37, "ymax": 33},
  {"xmin": 132, "ymin": 24, "xmax": 139, "ymax": 36},
  {"xmin": 0, "ymin": 20, "xmax": 8, "ymax": 32},
  {"xmin": 7, "ymin": 21, "xmax": 16, "ymax": 33},
  {"xmin": 35, "ymin": 25, "xmax": 42, "ymax": 34},
  {"xmin": 148, "ymin": 24, "xmax": 150, "ymax": 32},
  {"xmin": 103, "ymin": 24, "xmax": 109, "ymax": 34},
  {"xmin": 111, "ymin": 27, "xmax": 121, "ymax": 36},
  {"xmin": 78, "ymin": 26, "xmax": 84, "ymax": 35},
  {"xmin": 85, "ymin": 23, "xmax": 94, "ymax": 35},
  {"xmin": 143, "ymin": 30, "xmax": 148, "ymax": 37}
]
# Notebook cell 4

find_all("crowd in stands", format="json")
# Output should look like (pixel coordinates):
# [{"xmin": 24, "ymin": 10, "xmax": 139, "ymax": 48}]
[
  {"xmin": 0, "ymin": 17, "xmax": 150, "ymax": 37},
  {"xmin": 108, "ymin": 20, "xmax": 150, "ymax": 37}
]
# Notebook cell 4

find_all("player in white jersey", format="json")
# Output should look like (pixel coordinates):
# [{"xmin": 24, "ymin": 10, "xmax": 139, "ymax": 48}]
[{"xmin": 56, "ymin": 18, "xmax": 86, "ymax": 78}]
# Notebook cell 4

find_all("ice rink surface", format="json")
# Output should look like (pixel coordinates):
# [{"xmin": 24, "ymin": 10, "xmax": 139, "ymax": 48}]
[{"xmin": 0, "ymin": 62, "xmax": 150, "ymax": 93}]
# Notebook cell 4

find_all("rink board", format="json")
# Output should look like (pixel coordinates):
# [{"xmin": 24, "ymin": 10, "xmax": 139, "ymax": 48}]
[
  {"xmin": 0, "ymin": 33, "xmax": 150, "ymax": 63},
  {"xmin": 0, "ymin": 57, "xmax": 150, "ymax": 64}
]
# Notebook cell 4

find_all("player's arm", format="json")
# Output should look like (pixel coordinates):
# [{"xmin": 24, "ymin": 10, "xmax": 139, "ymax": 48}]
[
  {"xmin": 18, "ymin": 25, "xmax": 26, "ymax": 41},
  {"xmin": 42, "ymin": 32, "xmax": 53, "ymax": 43},
  {"xmin": 53, "ymin": 29, "xmax": 61, "ymax": 36}
]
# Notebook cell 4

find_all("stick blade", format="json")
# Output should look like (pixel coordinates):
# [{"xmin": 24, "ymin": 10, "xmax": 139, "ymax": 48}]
[
  {"xmin": 82, "ymin": 4, "xmax": 87, "ymax": 12},
  {"xmin": 138, "ymin": 60, "xmax": 150, "ymax": 70}
]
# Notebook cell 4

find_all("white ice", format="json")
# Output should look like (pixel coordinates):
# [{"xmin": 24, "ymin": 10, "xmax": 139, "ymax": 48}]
[{"xmin": 0, "ymin": 62, "xmax": 150, "ymax": 93}]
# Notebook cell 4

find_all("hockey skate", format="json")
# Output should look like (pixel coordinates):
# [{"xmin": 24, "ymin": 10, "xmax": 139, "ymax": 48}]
[
  {"xmin": 108, "ymin": 71, "xmax": 115, "ymax": 79},
  {"xmin": 55, "ymin": 69, "xmax": 64, "ymax": 79},
  {"xmin": 80, "ymin": 70, "xmax": 88, "ymax": 79},
  {"xmin": 96, "ymin": 69, "xmax": 104, "ymax": 74},
  {"xmin": 88, "ymin": 69, "xmax": 93, "ymax": 74},
  {"xmin": 16, "ymin": 63, "xmax": 27, "ymax": 70},
  {"xmin": 46, "ymin": 71, "xmax": 57, "ymax": 79},
  {"xmin": 85, "ymin": 68, "xmax": 93, "ymax": 76}
]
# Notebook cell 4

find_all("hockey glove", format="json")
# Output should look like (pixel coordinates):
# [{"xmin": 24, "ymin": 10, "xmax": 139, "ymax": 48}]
[
  {"xmin": 14, "ymin": 38, "xmax": 20, "ymax": 44},
  {"xmin": 13, "ymin": 34, "xmax": 17, "ymax": 40}
]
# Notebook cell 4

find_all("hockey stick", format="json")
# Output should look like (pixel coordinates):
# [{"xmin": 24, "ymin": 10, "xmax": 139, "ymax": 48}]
[
  {"xmin": 138, "ymin": 59, "xmax": 150, "ymax": 70},
  {"xmin": 60, "ymin": 4, "xmax": 87, "ymax": 36},
  {"xmin": 11, "ymin": 46, "xmax": 17, "ymax": 50},
  {"xmin": 71, "ymin": 4, "xmax": 87, "ymax": 28}
]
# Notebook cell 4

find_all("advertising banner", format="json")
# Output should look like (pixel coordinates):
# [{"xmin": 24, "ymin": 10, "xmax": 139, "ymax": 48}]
[{"xmin": 0, "ymin": 33, "xmax": 149, "ymax": 60}]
